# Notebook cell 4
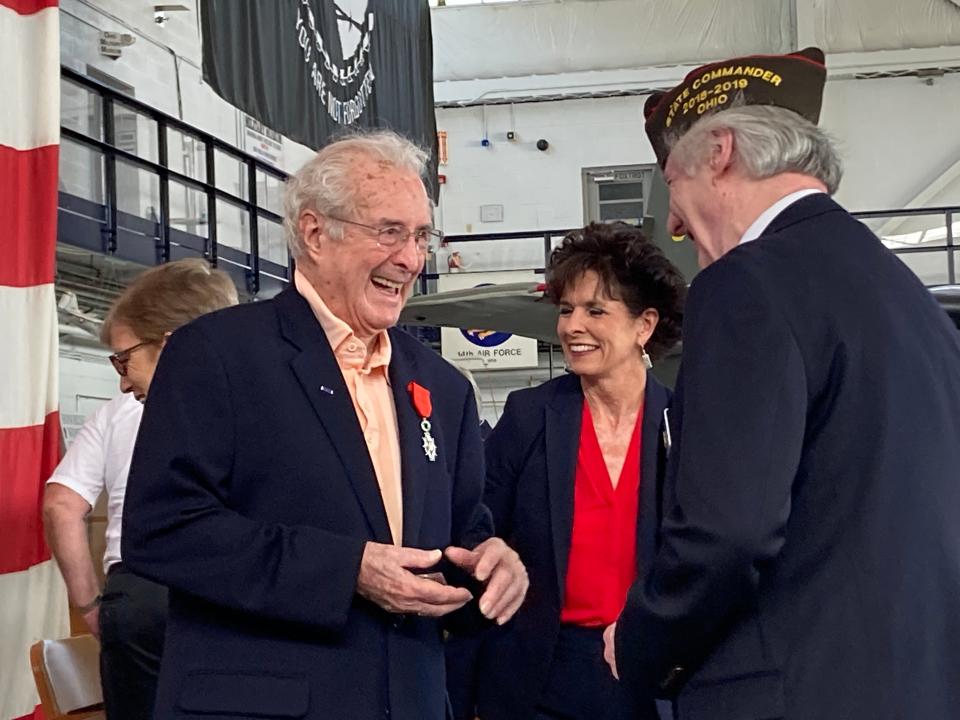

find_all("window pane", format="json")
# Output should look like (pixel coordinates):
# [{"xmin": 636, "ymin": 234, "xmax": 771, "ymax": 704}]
[
  {"xmin": 113, "ymin": 103, "xmax": 158, "ymax": 164},
  {"xmin": 61, "ymin": 79, "xmax": 102, "ymax": 140},
  {"xmin": 215, "ymin": 149, "xmax": 247, "ymax": 201},
  {"xmin": 60, "ymin": 138, "xmax": 105, "ymax": 204},
  {"xmin": 256, "ymin": 169, "xmax": 284, "ymax": 216},
  {"xmin": 169, "ymin": 179, "xmax": 208, "ymax": 237},
  {"xmin": 258, "ymin": 217, "xmax": 287, "ymax": 267},
  {"xmin": 598, "ymin": 182, "xmax": 643, "ymax": 202},
  {"xmin": 167, "ymin": 127, "xmax": 207, "ymax": 183},
  {"xmin": 599, "ymin": 201, "xmax": 644, "ymax": 223},
  {"xmin": 115, "ymin": 159, "xmax": 159, "ymax": 220},
  {"xmin": 217, "ymin": 199, "xmax": 250, "ymax": 254}
]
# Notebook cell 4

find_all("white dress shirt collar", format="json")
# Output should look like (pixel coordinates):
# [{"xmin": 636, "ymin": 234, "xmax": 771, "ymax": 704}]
[{"xmin": 739, "ymin": 189, "xmax": 824, "ymax": 246}]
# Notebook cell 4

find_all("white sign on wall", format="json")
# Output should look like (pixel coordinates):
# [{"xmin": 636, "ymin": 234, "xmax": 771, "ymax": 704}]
[
  {"xmin": 438, "ymin": 271, "xmax": 540, "ymax": 370},
  {"xmin": 243, "ymin": 115, "xmax": 284, "ymax": 167}
]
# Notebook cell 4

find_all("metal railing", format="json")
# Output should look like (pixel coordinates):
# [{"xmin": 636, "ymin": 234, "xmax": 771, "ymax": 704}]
[
  {"xmin": 58, "ymin": 66, "xmax": 291, "ymax": 297},
  {"xmin": 433, "ymin": 205, "xmax": 959, "ymax": 287},
  {"xmin": 418, "ymin": 228, "xmax": 568, "ymax": 295},
  {"xmin": 55, "ymin": 68, "xmax": 957, "ymax": 299},
  {"xmin": 853, "ymin": 205, "xmax": 956, "ymax": 285}
]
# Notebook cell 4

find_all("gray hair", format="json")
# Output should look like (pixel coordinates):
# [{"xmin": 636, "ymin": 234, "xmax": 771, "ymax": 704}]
[
  {"xmin": 668, "ymin": 105, "xmax": 843, "ymax": 195},
  {"xmin": 101, "ymin": 258, "xmax": 238, "ymax": 345},
  {"xmin": 282, "ymin": 130, "xmax": 431, "ymax": 259}
]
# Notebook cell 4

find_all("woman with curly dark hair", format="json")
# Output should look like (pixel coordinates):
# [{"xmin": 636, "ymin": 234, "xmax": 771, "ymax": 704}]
[{"xmin": 449, "ymin": 222, "xmax": 686, "ymax": 720}]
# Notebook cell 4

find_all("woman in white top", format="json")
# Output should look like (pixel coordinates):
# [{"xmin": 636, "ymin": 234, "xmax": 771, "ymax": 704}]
[{"xmin": 43, "ymin": 258, "xmax": 237, "ymax": 720}]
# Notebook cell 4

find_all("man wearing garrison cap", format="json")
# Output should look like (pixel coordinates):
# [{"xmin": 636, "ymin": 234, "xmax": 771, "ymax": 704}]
[{"xmin": 603, "ymin": 48, "xmax": 960, "ymax": 720}]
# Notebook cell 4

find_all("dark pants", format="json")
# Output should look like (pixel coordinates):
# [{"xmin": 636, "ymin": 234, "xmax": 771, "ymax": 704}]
[
  {"xmin": 534, "ymin": 625, "xmax": 658, "ymax": 720},
  {"xmin": 99, "ymin": 563, "xmax": 168, "ymax": 720}
]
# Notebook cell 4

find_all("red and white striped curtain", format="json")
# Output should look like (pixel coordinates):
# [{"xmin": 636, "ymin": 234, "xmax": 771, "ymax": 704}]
[{"xmin": 0, "ymin": 1, "xmax": 70, "ymax": 719}]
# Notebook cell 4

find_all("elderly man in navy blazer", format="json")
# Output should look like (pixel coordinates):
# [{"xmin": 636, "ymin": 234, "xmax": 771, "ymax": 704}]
[
  {"xmin": 122, "ymin": 131, "xmax": 528, "ymax": 720},
  {"xmin": 605, "ymin": 48, "xmax": 960, "ymax": 719}
]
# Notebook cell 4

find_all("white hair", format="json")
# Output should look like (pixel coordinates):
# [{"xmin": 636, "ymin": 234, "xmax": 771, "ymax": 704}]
[
  {"xmin": 668, "ymin": 105, "xmax": 843, "ymax": 195},
  {"xmin": 282, "ymin": 131, "xmax": 430, "ymax": 259}
]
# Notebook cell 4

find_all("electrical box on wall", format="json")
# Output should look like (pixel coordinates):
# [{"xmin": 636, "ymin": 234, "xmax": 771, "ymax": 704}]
[{"xmin": 480, "ymin": 204, "xmax": 504, "ymax": 223}]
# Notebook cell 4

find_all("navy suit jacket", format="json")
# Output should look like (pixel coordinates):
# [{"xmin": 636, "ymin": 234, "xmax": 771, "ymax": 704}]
[
  {"xmin": 122, "ymin": 287, "xmax": 492, "ymax": 720},
  {"xmin": 450, "ymin": 372, "xmax": 669, "ymax": 720},
  {"xmin": 616, "ymin": 194, "xmax": 960, "ymax": 720}
]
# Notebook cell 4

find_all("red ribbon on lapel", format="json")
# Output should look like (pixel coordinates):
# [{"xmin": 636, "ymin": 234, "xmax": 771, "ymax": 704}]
[{"xmin": 407, "ymin": 381, "xmax": 432, "ymax": 419}]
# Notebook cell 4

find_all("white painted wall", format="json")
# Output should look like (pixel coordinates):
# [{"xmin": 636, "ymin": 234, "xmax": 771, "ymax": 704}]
[
  {"xmin": 436, "ymin": 95, "xmax": 651, "ymax": 237},
  {"xmin": 825, "ymin": 74, "xmax": 960, "ymax": 212},
  {"xmin": 436, "ymin": 72, "xmax": 960, "ymax": 221},
  {"xmin": 58, "ymin": 346, "xmax": 120, "ymax": 416}
]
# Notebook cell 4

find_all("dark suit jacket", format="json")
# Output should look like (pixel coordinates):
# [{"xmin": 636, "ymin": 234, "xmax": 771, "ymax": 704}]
[
  {"xmin": 450, "ymin": 372, "xmax": 669, "ymax": 720},
  {"xmin": 616, "ymin": 194, "xmax": 960, "ymax": 720},
  {"xmin": 121, "ymin": 287, "xmax": 493, "ymax": 720}
]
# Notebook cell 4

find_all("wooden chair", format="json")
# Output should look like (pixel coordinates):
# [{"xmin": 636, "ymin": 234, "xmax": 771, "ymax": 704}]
[{"xmin": 29, "ymin": 635, "xmax": 105, "ymax": 720}]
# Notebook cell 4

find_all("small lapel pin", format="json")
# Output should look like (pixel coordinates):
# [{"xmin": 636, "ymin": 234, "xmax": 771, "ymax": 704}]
[{"xmin": 320, "ymin": 385, "xmax": 334, "ymax": 396}]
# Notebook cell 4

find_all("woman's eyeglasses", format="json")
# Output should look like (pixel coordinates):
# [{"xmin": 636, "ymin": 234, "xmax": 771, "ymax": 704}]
[{"xmin": 108, "ymin": 340, "xmax": 155, "ymax": 377}]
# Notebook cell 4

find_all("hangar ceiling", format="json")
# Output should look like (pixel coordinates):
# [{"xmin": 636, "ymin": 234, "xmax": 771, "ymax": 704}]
[{"xmin": 432, "ymin": 0, "xmax": 960, "ymax": 104}]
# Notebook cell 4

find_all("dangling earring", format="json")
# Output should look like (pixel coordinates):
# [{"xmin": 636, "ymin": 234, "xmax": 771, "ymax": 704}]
[{"xmin": 641, "ymin": 345, "xmax": 653, "ymax": 370}]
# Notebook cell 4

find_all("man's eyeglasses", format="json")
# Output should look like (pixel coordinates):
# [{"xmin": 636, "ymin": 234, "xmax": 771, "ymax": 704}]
[
  {"xmin": 327, "ymin": 215, "xmax": 443, "ymax": 253},
  {"xmin": 108, "ymin": 340, "xmax": 155, "ymax": 377}
]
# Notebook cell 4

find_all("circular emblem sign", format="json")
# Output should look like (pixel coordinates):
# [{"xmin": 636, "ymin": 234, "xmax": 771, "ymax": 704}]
[
  {"xmin": 460, "ymin": 329, "xmax": 513, "ymax": 347},
  {"xmin": 459, "ymin": 284, "xmax": 512, "ymax": 346}
]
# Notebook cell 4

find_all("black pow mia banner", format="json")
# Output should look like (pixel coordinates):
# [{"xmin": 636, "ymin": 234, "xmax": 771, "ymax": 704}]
[{"xmin": 200, "ymin": 0, "xmax": 438, "ymax": 195}]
